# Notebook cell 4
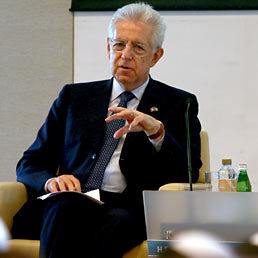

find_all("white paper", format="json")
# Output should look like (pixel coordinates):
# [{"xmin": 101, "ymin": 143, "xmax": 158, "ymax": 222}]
[{"xmin": 37, "ymin": 189, "xmax": 103, "ymax": 205}]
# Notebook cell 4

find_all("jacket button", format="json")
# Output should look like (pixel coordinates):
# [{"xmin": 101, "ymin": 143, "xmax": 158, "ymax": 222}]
[{"xmin": 91, "ymin": 154, "xmax": 96, "ymax": 160}]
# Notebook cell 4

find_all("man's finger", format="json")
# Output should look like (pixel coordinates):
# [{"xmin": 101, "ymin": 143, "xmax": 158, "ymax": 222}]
[
  {"xmin": 57, "ymin": 178, "xmax": 69, "ymax": 191},
  {"xmin": 106, "ymin": 108, "xmax": 135, "ymax": 122},
  {"xmin": 58, "ymin": 175, "xmax": 82, "ymax": 192},
  {"xmin": 113, "ymin": 124, "xmax": 130, "ymax": 139},
  {"xmin": 48, "ymin": 179, "xmax": 59, "ymax": 192},
  {"xmin": 108, "ymin": 106, "xmax": 125, "ymax": 113},
  {"xmin": 105, "ymin": 113, "xmax": 122, "ymax": 122},
  {"xmin": 73, "ymin": 179, "xmax": 81, "ymax": 192}
]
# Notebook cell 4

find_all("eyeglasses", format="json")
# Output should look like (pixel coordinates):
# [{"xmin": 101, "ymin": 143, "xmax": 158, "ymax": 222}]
[{"xmin": 109, "ymin": 38, "xmax": 149, "ymax": 57}]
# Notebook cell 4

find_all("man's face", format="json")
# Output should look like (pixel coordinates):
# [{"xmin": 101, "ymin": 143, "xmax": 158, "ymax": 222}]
[{"xmin": 107, "ymin": 19, "xmax": 163, "ymax": 91}]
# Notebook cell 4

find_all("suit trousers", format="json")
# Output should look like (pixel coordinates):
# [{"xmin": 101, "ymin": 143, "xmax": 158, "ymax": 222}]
[{"xmin": 12, "ymin": 191, "xmax": 146, "ymax": 258}]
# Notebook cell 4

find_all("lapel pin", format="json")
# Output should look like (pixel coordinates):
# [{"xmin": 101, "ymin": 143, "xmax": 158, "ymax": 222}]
[{"xmin": 150, "ymin": 106, "xmax": 159, "ymax": 112}]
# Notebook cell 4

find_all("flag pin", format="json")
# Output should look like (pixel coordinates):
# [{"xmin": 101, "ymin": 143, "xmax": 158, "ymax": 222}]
[{"xmin": 150, "ymin": 106, "xmax": 158, "ymax": 112}]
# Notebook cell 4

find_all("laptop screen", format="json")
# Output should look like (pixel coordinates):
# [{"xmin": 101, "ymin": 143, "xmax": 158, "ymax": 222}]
[{"xmin": 143, "ymin": 191, "xmax": 258, "ymax": 256}]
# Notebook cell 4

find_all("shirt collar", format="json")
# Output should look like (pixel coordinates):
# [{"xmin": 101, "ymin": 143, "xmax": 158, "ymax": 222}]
[{"xmin": 111, "ymin": 77, "xmax": 149, "ymax": 103}]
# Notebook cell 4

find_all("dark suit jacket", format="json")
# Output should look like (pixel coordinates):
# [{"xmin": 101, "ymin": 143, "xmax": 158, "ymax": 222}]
[{"xmin": 16, "ymin": 77, "xmax": 202, "ymax": 203}]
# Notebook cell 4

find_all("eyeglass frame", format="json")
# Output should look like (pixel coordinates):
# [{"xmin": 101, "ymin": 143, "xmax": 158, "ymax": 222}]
[{"xmin": 108, "ymin": 38, "xmax": 154, "ymax": 57}]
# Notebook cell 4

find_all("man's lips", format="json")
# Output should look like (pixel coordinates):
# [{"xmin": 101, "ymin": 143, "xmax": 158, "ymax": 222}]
[{"xmin": 118, "ymin": 65, "xmax": 133, "ymax": 71}]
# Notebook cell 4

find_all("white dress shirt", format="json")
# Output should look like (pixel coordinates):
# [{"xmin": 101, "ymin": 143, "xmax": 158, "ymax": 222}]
[{"xmin": 101, "ymin": 78, "xmax": 163, "ymax": 193}]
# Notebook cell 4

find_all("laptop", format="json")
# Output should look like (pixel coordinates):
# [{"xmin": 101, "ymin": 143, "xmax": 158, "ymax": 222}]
[{"xmin": 143, "ymin": 191, "xmax": 258, "ymax": 256}]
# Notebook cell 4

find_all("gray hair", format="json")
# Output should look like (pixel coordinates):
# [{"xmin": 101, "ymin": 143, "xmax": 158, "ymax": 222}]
[{"xmin": 108, "ymin": 2, "xmax": 166, "ymax": 49}]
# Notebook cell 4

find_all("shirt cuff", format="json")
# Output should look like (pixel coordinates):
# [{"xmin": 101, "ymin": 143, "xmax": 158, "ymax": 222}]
[
  {"xmin": 149, "ymin": 133, "xmax": 164, "ymax": 152},
  {"xmin": 44, "ymin": 177, "xmax": 57, "ymax": 193}
]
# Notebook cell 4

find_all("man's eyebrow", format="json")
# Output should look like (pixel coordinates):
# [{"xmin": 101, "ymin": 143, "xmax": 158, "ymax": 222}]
[
  {"xmin": 114, "ymin": 38, "xmax": 147, "ymax": 45},
  {"xmin": 133, "ymin": 41, "xmax": 146, "ymax": 46}
]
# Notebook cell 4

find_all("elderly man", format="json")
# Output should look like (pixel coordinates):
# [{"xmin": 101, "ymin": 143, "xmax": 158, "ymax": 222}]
[{"xmin": 13, "ymin": 2, "xmax": 202, "ymax": 257}]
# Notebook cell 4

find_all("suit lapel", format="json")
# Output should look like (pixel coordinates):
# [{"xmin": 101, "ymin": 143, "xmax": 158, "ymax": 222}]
[
  {"xmin": 92, "ymin": 79, "xmax": 113, "ymax": 121},
  {"xmin": 84, "ymin": 79, "xmax": 113, "ymax": 151},
  {"xmin": 137, "ymin": 78, "xmax": 163, "ymax": 121}
]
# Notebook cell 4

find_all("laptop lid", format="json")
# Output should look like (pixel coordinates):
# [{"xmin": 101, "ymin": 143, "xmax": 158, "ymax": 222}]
[{"xmin": 143, "ymin": 191, "xmax": 258, "ymax": 256}]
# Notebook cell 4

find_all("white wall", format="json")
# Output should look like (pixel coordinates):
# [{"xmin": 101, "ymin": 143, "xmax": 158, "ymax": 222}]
[
  {"xmin": 0, "ymin": 1, "xmax": 73, "ymax": 181},
  {"xmin": 74, "ymin": 11, "xmax": 258, "ymax": 191}
]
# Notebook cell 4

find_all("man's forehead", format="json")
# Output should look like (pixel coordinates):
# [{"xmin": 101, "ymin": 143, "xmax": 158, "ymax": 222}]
[
  {"xmin": 114, "ymin": 19, "xmax": 152, "ymax": 30},
  {"xmin": 113, "ymin": 20, "xmax": 153, "ymax": 44}
]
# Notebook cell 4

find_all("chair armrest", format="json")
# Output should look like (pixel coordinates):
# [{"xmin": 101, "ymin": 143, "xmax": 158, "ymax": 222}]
[
  {"xmin": 0, "ymin": 182, "xmax": 28, "ymax": 231},
  {"xmin": 159, "ymin": 183, "xmax": 212, "ymax": 191}
]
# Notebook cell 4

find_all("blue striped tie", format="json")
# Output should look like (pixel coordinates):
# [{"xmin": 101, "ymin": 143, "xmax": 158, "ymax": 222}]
[{"xmin": 84, "ymin": 91, "xmax": 135, "ymax": 192}]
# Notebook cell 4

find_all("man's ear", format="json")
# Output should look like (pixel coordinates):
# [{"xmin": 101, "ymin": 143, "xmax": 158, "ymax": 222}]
[
  {"xmin": 107, "ymin": 38, "xmax": 111, "ymax": 59},
  {"xmin": 150, "ymin": 48, "xmax": 164, "ymax": 68}
]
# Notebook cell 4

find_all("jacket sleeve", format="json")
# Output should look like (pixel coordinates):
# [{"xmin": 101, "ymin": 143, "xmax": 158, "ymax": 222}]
[{"xmin": 16, "ymin": 85, "xmax": 70, "ymax": 197}]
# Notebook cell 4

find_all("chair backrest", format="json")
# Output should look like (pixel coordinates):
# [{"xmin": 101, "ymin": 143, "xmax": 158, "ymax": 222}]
[
  {"xmin": 0, "ymin": 182, "xmax": 28, "ymax": 230},
  {"xmin": 198, "ymin": 131, "xmax": 210, "ymax": 183}
]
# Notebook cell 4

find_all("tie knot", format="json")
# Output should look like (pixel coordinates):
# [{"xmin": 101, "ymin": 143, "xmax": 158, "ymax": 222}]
[{"xmin": 119, "ymin": 91, "xmax": 135, "ymax": 108}]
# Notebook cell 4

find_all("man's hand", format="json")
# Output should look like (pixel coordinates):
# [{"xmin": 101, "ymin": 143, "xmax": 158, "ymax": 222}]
[
  {"xmin": 105, "ymin": 107, "xmax": 164, "ymax": 141},
  {"xmin": 46, "ymin": 175, "xmax": 81, "ymax": 193}
]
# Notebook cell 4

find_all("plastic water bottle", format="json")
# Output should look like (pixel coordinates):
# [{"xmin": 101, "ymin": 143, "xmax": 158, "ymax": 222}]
[
  {"xmin": 237, "ymin": 164, "xmax": 251, "ymax": 192},
  {"xmin": 217, "ymin": 159, "xmax": 237, "ymax": 192}
]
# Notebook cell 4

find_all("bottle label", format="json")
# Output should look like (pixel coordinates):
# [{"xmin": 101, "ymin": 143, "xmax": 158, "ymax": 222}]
[{"xmin": 218, "ymin": 179, "xmax": 237, "ymax": 192}]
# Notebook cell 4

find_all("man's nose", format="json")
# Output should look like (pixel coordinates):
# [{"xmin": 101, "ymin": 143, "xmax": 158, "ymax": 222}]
[{"xmin": 121, "ymin": 44, "xmax": 133, "ymax": 59}]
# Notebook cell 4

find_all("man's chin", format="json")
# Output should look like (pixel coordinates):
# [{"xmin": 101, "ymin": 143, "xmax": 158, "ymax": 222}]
[{"xmin": 115, "ymin": 76, "xmax": 134, "ymax": 87}]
